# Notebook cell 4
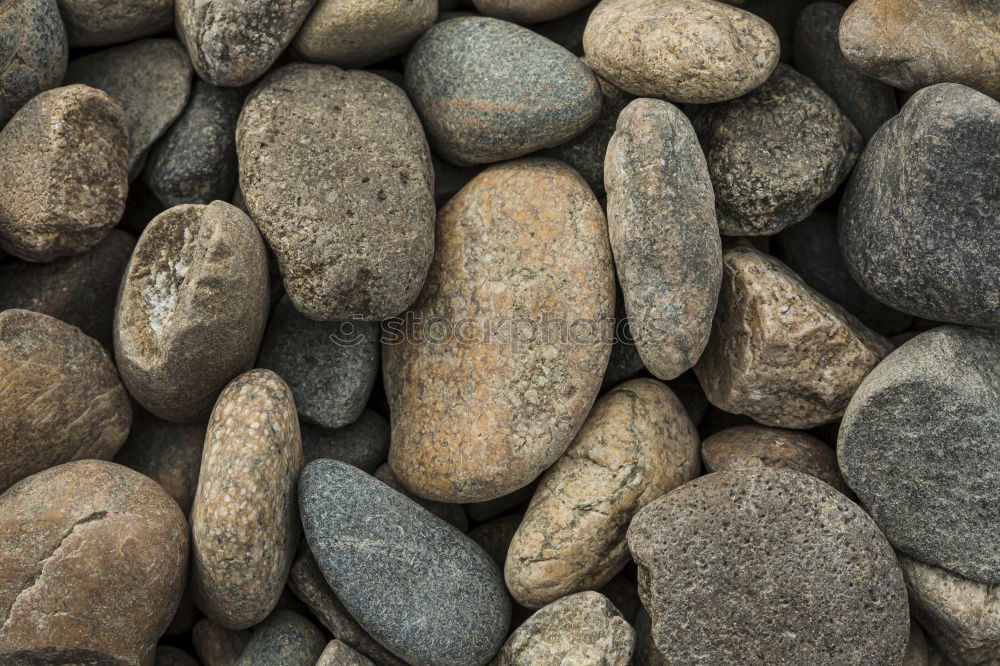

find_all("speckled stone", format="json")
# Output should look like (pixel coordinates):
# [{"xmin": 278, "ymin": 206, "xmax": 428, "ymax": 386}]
[
  {"xmin": 256, "ymin": 295, "xmax": 379, "ymax": 429},
  {"xmin": 694, "ymin": 245, "xmax": 892, "ymax": 429},
  {"xmin": 474, "ymin": 0, "xmax": 593, "ymax": 23},
  {"xmin": 0, "ymin": 85, "xmax": 127, "ymax": 262},
  {"xmin": 375, "ymin": 463, "xmax": 469, "ymax": 532},
  {"xmin": 606, "ymin": 98, "xmax": 722, "ymax": 379},
  {"xmin": 238, "ymin": 63, "xmax": 434, "ymax": 321},
  {"xmin": 155, "ymin": 646, "xmax": 199, "ymax": 666},
  {"xmin": 839, "ymin": 84, "xmax": 1000, "ymax": 327},
  {"xmin": 384, "ymin": 158, "xmax": 615, "ymax": 503},
  {"xmin": 506, "ymin": 378, "xmax": 699, "ymax": 608},
  {"xmin": 0, "ymin": 460, "xmax": 188, "ymax": 665},
  {"xmin": 115, "ymin": 201, "xmax": 269, "ymax": 422},
  {"xmin": 691, "ymin": 64, "xmax": 861, "ymax": 235},
  {"xmin": 628, "ymin": 464, "xmax": 910, "ymax": 664},
  {"xmin": 65, "ymin": 39, "xmax": 192, "ymax": 180},
  {"xmin": 301, "ymin": 409, "xmax": 389, "ymax": 473},
  {"xmin": 233, "ymin": 610, "xmax": 325, "ymax": 666},
  {"xmin": 840, "ymin": 0, "xmax": 1000, "ymax": 97},
  {"xmin": 838, "ymin": 326, "xmax": 1000, "ymax": 583},
  {"xmin": 405, "ymin": 17, "xmax": 602, "ymax": 165},
  {"xmin": 0, "ymin": 0, "xmax": 66, "ymax": 127},
  {"xmin": 300, "ymin": 459, "xmax": 511, "ymax": 666},
  {"xmin": 583, "ymin": 0, "xmax": 779, "ymax": 104},
  {"xmin": 0, "ymin": 309, "xmax": 131, "ymax": 491},
  {"xmin": 317, "ymin": 640, "xmax": 376, "ymax": 666},
  {"xmin": 58, "ymin": 0, "xmax": 173, "ymax": 47},
  {"xmin": 192, "ymin": 618, "xmax": 251, "ymax": 666}
]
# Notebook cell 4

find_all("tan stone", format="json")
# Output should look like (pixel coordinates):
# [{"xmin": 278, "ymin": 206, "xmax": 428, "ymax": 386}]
[
  {"xmin": 192, "ymin": 618, "xmax": 251, "ymax": 666},
  {"xmin": 316, "ymin": 640, "xmax": 375, "ymax": 666},
  {"xmin": 473, "ymin": 0, "xmax": 594, "ymax": 23}
]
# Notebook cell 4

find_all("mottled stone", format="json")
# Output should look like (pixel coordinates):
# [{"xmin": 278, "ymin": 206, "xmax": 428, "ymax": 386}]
[
  {"xmin": 691, "ymin": 64, "xmax": 861, "ymax": 235},
  {"xmin": 156, "ymin": 646, "xmax": 199, "ymax": 666},
  {"xmin": 839, "ymin": 84, "xmax": 1000, "ymax": 327},
  {"xmin": 300, "ymin": 459, "xmax": 511, "ymax": 666},
  {"xmin": 233, "ymin": 610, "xmax": 325, "ymax": 666},
  {"xmin": 115, "ymin": 201, "xmax": 269, "ymax": 422},
  {"xmin": 628, "ymin": 464, "xmax": 910, "ymax": 664},
  {"xmin": 58, "ymin": 0, "xmax": 173, "ymax": 47},
  {"xmin": 301, "ymin": 409, "xmax": 389, "ymax": 473},
  {"xmin": 0, "ymin": 0, "xmax": 66, "ymax": 127},
  {"xmin": 375, "ymin": 463, "xmax": 469, "ymax": 532},
  {"xmin": 192, "ymin": 618, "xmax": 251, "ymax": 666},
  {"xmin": 405, "ymin": 17, "xmax": 602, "ymax": 165},
  {"xmin": 506, "ymin": 378, "xmax": 699, "ymax": 608},
  {"xmin": 474, "ymin": 0, "xmax": 593, "ymax": 23},
  {"xmin": 238, "ymin": 64, "xmax": 434, "ymax": 321},
  {"xmin": 0, "ymin": 85, "xmax": 127, "ymax": 262},
  {"xmin": 0, "ymin": 461, "xmax": 188, "ymax": 665},
  {"xmin": 583, "ymin": 0, "xmax": 779, "ymax": 104},
  {"xmin": 384, "ymin": 158, "xmax": 615, "ymax": 503},
  {"xmin": 317, "ymin": 640, "xmax": 375, "ymax": 666},
  {"xmin": 838, "ymin": 327, "xmax": 1000, "ymax": 583},
  {"xmin": 694, "ymin": 245, "xmax": 892, "ymax": 428}
]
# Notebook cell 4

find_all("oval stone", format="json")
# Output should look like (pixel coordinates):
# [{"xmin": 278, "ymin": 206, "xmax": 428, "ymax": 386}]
[
  {"xmin": 59, "ymin": 0, "xmax": 173, "ymax": 47},
  {"xmin": 0, "ymin": 0, "xmax": 67, "ymax": 126}
]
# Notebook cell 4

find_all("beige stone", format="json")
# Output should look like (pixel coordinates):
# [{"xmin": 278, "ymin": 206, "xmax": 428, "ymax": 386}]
[{"xmin": 316, "ymin": 640, "xmax": 375, "ymax": 666}]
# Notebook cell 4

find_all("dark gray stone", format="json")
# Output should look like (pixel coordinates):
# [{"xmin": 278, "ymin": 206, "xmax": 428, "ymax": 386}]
[
  {"xmin": 233, "ymin": 610, "xmax": 326, "ymax": 666},
  {"xmin": 0, "ymin": 0, "xmax": 66, "ymax": 126},
  {"xmin": 301, "ymin": 409, "xmax": 389, "ymax": 473}
]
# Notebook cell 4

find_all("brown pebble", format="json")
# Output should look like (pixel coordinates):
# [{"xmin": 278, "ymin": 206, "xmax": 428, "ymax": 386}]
[{"xmin": 192, "ymin": 618, "xmax": 251, "ymax": 666}]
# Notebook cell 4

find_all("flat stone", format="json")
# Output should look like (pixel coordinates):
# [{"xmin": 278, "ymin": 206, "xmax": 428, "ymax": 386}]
[
  {"xmin": 0, "ymin": 0, "xmax": 66, "ymax": 126},
  {"xmin": 583, "ymin": 0, "xmax": 778, "ymax": 104},
  {"xmin": 0, "ymin": 85, "xmax": 128, "ymax": 262},
  {"xmin": 156, "ymin": 646, "xmax": 199, "ymax": 666},
  {"xmin": 115, "ymin": 201, "xmax": 270, "ymax": 422},
  {"xmin": 192, "ymin": 618, "xmax": 251, "ymax": 666},
  {"xmin": 233, "ymin": 610, "xmax": 326, "ymax": 666},
  {"xmin": 628, "ymin": 464, "xmax": 910, "ymax": 664},
  {"xmin": 405, "ymin": 17, "xmax": 602, "ymax": 165},
  {"xmin": 605, "ymin": 98, "xmax": 722, "ymax": 379},
  {"xmin": 384, "ymin": 158, "xmax": 614, "ymax": 503},
  {"xmin": 505, "ymin": 378, "xmax": 699, "ymax": 608},
  {"xmin": 839, "ymin": 83, "xmax": 1000, "ymax": 327},
  {"xmin": 838, "ymin": 326, "xmax": 1000, "ymax": 583},
  {"xmin": 59, "ymin": 0, "xmax": 173, "ymax": 47},
  {"xmin": 299, "ymin": 459, "xmax": 511, "ymax": 666},
  {"xmin": 375, "ymin": 463, "xmax": 469, "ymax": 532},
  {"xmin": 301, "ymin": 409, "xmax": 389, "ymax": 473},
  {"xmin": 317, "ymin": 640, "xmax": 375, "ymax": 666},
  {"xmin": 694, "ymin": 245, "xmax": 891, "ymax": 429},
  {"xmin": 0, "ymin": 460, "xmax": 188, "ymax": 665},
  {"xmin": 691, "ymin": 64, "xmax": 861, "ymax": 235},
  {"xmin": 474, "ymin": 0, "xmax": 594, "ymax": 23},
  {"xmin": 238, "ymin": 63, "xmax": 434, "ymax": 321}
]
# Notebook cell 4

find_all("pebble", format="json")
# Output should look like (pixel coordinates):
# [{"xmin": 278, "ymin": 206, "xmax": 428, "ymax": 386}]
[
  {"xmin": 605, "ymin": 98, "xmax": 722, "ymax": 379},
  {"xmin": 0, "ymin": 0, "xmax": 66, "ymax": 126},
  {"xmin": 256, "ymin": 295, "xmax": 379, "ymax": 429},
  {"xmin": 156, "ymin": 646, "xmax": 199, "ymax": 666},
  {"xmin": 694, "ymin": 245, "xmax": 892, "ymax": 429},
  {"xmin": 505, "ymin": 378, "xmax": 699, "ymax": 608},
  {"xmin": 474, "ymin": 0, "xmax": 594, "ymax": 23},
  {"xmin": 301, "ymin": 409, "xmax": 389, "ymax": 473},
  {"xmin": 299, "ymin": 459, "xmax": 511, "ymax": 666},
  {"xmin": 317, "ymin": 640, "xmax": 376, "ymax": 666},
  {"xmin": 0, "ymin": 84, "xmax": 128, "ymax": 262},
  {"xmin": 582, "ymin": 0, "xmax": 779, "ymax": 103},
  {"xmin": 627, "ymin": 463, "xmax": 910, "ymax": 664},
  {"xmin": 838, "ymin": 326, "xmax": 1000, "ymax": 583},
  {"xmin": 405, "ymin": 17, "xmax": 602, "ymax": 165},
  {"xmin": 0, "ymin": 460, "xmax": 188, "ymax": 665},
  {"xmin": 58, "ymin": 0, "xmax": 173, "ymax": 47},
  {"xmin": 691, "ymin": 64, "xmax": 862, "ymax": 236},
  {"xmin": 839, "ymin": 83, "xmax": 1000, "ymax": 327},
  {"xmin": 233, "ymin": 610, "xmax": 326, "ymax": 666},
  {"xmin": 191, "ymin": 369, "xmax": 302, "ymax": 630},
  {"xmin": 375, "ymin": 463, "xmax": 469, "ymax": 532},
  {"xmin": 384, "ymin": 158, "xmax": 614, "ymax": 503},
  {"xmin": 238, "ymin": 64, "xmax": 435, "ymax": 321},
  {"xmin": 114, "ymin": 201, "xmax": 270, "ymax": 422},
  {"xmin": 192, "ymin": 618, "xmax": 251, "ymax": 666}
]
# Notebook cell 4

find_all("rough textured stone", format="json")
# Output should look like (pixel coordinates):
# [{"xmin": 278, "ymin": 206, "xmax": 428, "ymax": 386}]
[
  {"xmin": 301, "ymin": 409, "xmax": 389, "ymax": 473},
  {"xmin": 506, "ymin": 378, "xmax": 699, "ymax": 608},
  {"xmin": 0, "ymin": 85, "xmax": 127, "ymax": 262},
  {"xmin": 233, "ymin": 610, "xmax": 325, "ymax": 666},
  {"xmin": 155, "ymin": 646, "xmax": 199, "ymax": 666},
  {"xmin": 384, "ymin": 158, "xmax": 615, "ymax": 503},
  {"xmin": 0, "ymin": 0, "xmax": 66, "ymax": 127},
  {"xmin": 839, "ymin": 83, "xmax": 1000, "ymax": 327},
  {"xmin": 238, "ymin": 63, "xmax": 434, "ymax": 321},
  {"xmin": 691, "ymin": 64, "xmax": 861, "ymax": 235},
  {"xmin": 628, "ymin": 463, "xmax": 910, "ymax": 664},
  {"xmin": 838, "ymin": 326, "xmax": 1000, "ymax": 583},
  {"xmin": 605, "ymin": 98, "xmax": 721, "ymax": 379},
  {"xmin": 405, "ymin": 17, "xmax": 602, "ymax": 165},
  {"xmin": 0, "ymin": 309, "xmax": 131, "ymax": 491},
  {"xmin": 192, "ymin": 618, "xmax": 251, "ymax": 666},
  {"xmin": 474, "ymin": 0, "xmax": 593, "ymax": 23},
  {"xmin": 694, "ymin": 245, "xmax": 892, "ymax": 429},
  {"xmin": 115, "ymin": 201, "xmax": 269, "ymax": 423},
  {"xmin": 0, "ymin": 461, "xmax": 188, "ymax": 665},
  {"xmin": 317, "ymin": 640, "xmax": 375, "ymax": 666},
  {"xmin": 58, "ymin": 0, "xmax": 173, "ymax": 47},
  {"xmin": 300, "ymin": 459, "xmax": 511, "ymax": 666},
  {"xmin": 375, "ymin": 463, "xmax": 469, "ymax": 532},
  {"xmin": 582, "ymin": 0, "xmax": 779, "ymax": 104}
]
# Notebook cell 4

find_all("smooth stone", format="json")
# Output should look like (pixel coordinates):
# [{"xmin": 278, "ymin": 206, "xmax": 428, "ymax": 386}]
[
  {"xmin": 256, "ymin": 295, "xmax": 379, "ymax": 429},
  {"xmin": 606, "ymin": 97, "xmax": 722, "ymax": 379},
  {"xmin": 838, "ymin": 326, "xmax": 1000, "ymax": 583},
  {"xmin": 301, "ymin": 409, "xmax": 389, "ymax": 473},
  {"xmin": 58, "ymin": 0, "xmax": 173, "ymax": 47},
  {"xmin": 233, "ymin": 610, "xmax": 325, "ymax": 666},
  {"xmin": 299, "ymin": 459, "xmax": 511, "ymax": 666},
  {"xmin": 0, "ymin": 0, "xmax": 66, "ymax": 126},
  {"xmin": 628, "ymin": 464, "xmax": 910, "ymax": 664},
  {"xmin": 384, "ymin": 158, "xmax": 615, "ymax": 503},
  {"xmin": 0, "ymin": 85, "xmax": 128, "ymax": 262},
  {"xmin": 694, "ymin": 245, "xmax": 892, "ymax": 429},
  {"xmin": 691, "ymin": 64, "xmax": 861, "ymax": 235},
  {"xmin": 317, "ymin": 640, "xmax": 375, "ymax": 666},
  {"xmin": 505, "ymin": 378, "xmax": 699, "ymax": 608},
  {"xmin": 65, "ymin": 38, "xmax": 192, "ymax": 180},
  {"xmin": 192, "ymin": 618, "xmax": 251, "ymax": 666},
  {"xmin": 582, "ymin": 0, "xmax": 779, "ymax": 104},
  {"xmin": 238, "ymin": 63, "xmax": 434, "ymax": 321},
  {"xmin": 0, "ymin": 309, "xmax": 131, "ymax": 491},
  {"xmin": 0, "ymin": 461, "xmax": 188, "ymax": 665},
  {"xmin": 405, "ymin": 17, "xmax": 602, "ymax": 165},
  {"xmin": 115, "ymin": 201, "xmax": 269, "ymax": 422},
  {"xmin": 155, "ymin": 646, "xmax": 199, "ymax": 666},
  {"xmin": 839, "ymin": 83, "xmax": 1000, "ymax": 327},
  {"xmin": 375, "ymin": 463, "xmax": 469, "ymax": 532},
  {"xmin": 474, "ymin": 0, "xmax": 593, "ymax": 23},
  {"xmin": 466, "ymin": 483, "xmax": 537, "ymax": 523}
]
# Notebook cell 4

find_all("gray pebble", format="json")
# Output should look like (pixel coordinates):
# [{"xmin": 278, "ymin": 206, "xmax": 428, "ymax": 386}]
[
  {"xmin": 0, "ymin": 0, "xmax": 66, "ymax": 126},
  {"xmin": 374, "ymin": 463, "xmax": 469, "ymax": 532},
  {"xmin": 233, "ymin": 610, "xmax": 326, "ymax": 666},
  {"xmin": 301, "ymin": 409, "xmax": 389, "ymax": 473}
]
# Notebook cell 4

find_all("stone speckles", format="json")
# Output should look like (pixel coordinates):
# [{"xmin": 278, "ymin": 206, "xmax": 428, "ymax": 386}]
[{"xmin": 0, "ymin": 0, "xmax": 67, "ymax": 126}]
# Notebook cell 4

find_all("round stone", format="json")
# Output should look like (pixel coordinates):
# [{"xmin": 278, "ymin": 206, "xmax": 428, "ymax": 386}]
[
  {"xmin": 233, "ymin": 610, "xmax": 326, "ymax": 666},
  {"xmin": 0, "ymin": 0, "xmax": 67, "ymax": 126},
  {"xmin": 374, "ymin": 463, "xmax": 469, "ymax": 532},
  {"xmin": 301, "ymin": 409, "xmax": 389, "ymax": 473},
  {"xmin": 58, "ymin": 0, "xmax": 173, "ymax": 47},
  {"xmin": 473, "ymin": 0, "xmax": 594, "ymax": 23}
]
